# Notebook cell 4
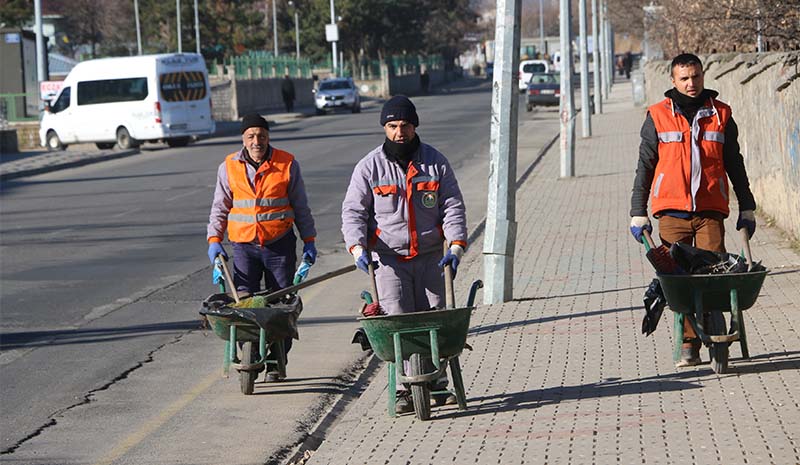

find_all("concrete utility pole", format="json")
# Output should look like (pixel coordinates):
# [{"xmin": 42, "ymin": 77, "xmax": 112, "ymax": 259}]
[
  {"xmin": 578, "ymin": 0, "xmax": 591, "ymax": 137},
  {"xmin": 483, "ymin": 0, "xmax": 522, "ymax": 304},
  {"xmin": 34, "ymin": 0, "xmax": 46, "ymax": 84},
  {"xmin": 559, "ymin": 0, "xmax": 576, "ymax": 177},
  {"xmin": 539, "ymin": 0, "xmax": 545, "ymax": 55},
  {"xmin": 176, "ymin": 0, "xmax": 182, "ymax": 53},
  {"xmin": 194, "ymin": 0, "xmax": 200, "ymax": 54},
  {"xmin": 599, "ymin": 0, "xmax": 608, "ymax": 99},
  {"xmin": 134, "ymin": 0, "xmax": 143, "ymax": 55},
  {"xmin": 591, "ymin": 0, "xmax": 602, "ymax": 114},
  {"xmin": 273, "ymin": 0, "xmax": 279, "ymax": 55},
  {"xmin": 294, "ymin": 10, "xmax": 300, "ymax": 60}
]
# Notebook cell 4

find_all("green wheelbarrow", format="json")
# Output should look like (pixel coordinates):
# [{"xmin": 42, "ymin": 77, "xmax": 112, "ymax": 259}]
[
  {"xmin": 359, "ymin": 260, "xmax": 483, "ymax": 420},
  {"xmin": 658, "ymin": 267, "xmax": 767, "ymax": 374}
]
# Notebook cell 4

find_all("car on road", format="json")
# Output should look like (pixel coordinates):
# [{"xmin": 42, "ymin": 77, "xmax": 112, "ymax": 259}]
[
  {"xmin": 314, "ymin": 77, "xmax": 361, "ymax": 115},
  {"xmin": 519, "ymin": 59, "xmax": 550, "ymax": 91},
  {"xmin": 526, "ymin": 72, "xmax": 560, "ymax": 111}
]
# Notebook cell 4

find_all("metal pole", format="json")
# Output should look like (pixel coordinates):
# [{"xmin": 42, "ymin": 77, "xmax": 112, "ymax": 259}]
[
  {"xmin": 194, "ymin": 0, "xmax": 200, "ymax": 54},
  {"xmin": 578, "ymin": 0, "xmax": 590, "ymax": 137},
  {"xmin": 34, "ymin": 0, "xmax": 46, "ymax": 84},
  {"xmin": 599, "ymin": 1, "xmax": 608, "ymax": 99},
  {"xmin": 176, "ymin": 0, "xmax": 182, "ymax": 53},
  {"xmin": 294, "ymin": 11, "xmax": 300, "ymax": 60},
  {"xmin": 273, "ymin": 0, "xmax": 279, "ymax": 55},
  {"xmin": 539, "ymin": 0, "xmax": 545, "ymax": 56},
  {"xmin": 559, "ymin": 0, "xmax": 575, "ymax": 177},
  {"xmin": 605, "ymin": 14, "xmax": 613, "ymax": 94},
  {"xmin": 134, "ymin": 0, "xmax": 143, "ymax": 55},
  {"xmin": 592, "ymin": 0, "xmax": 602, "ymax": 114},
  {"xmin": 483, "ymin": 0, "xmax": 521, "ymax": 304},
  {"xmin": 330, "ymin": 0, "xmax": 338, "ymax": 76}
]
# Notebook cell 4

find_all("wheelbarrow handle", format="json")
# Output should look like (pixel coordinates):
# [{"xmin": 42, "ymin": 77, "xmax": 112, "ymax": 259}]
[
  {"xmin": 255, "ymin": 264, "xmax": 357, "ymax": 303},
  {"xmin": 642, "ymin": 229, "xmax": 656, "ymax": 252},
  {"xmin": 368, "ymin": 258, "xmax": 380, "ymax": 305},
  {"xmin": 739, "ymin": 228, "xmax": 753, "ymax": 270},
  {"xmin": 217, "ymin": 255, "xmax": 240, "ymax": 304},
  {"xmin": 443, "ymin": 242, "xmax": 455, "ymax": 309}
]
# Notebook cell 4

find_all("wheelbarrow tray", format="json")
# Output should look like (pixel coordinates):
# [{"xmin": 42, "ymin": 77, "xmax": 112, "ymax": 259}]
[
  {"xmin": 657, "ymin": 270, "xmax": 767, "ymax": 314},
  {"xmin": 200, "ymin": 293, "xmax": 302, "ymax": 343},
  {"xmin": 358, "ymin": 306, "xmax": 472, "ymax": 362}
]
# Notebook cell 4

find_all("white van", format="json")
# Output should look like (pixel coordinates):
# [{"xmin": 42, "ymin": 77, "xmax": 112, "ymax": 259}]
[
  {"xmin": 519, "ymin": 59, "xmax": 550, "ymax": 91},
  {"xmin": 40, "ymin": 53, "xmax": 215, "ymax": 150}
]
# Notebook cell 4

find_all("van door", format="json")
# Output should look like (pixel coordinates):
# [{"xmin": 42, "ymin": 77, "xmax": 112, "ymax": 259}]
[
  {"xmin": 158, "ymin": 69, "xmax": 212, "ymax": 135},
  {"xmin": 43, "ymin": 86, "xmax": 76, "ymax": 143}
]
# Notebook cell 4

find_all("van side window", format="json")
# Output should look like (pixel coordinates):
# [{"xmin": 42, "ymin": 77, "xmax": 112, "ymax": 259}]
[
  {"xmin": 159, "ymin": 72, "xmax": 207, "ymax": 102},
  {"xmin": 77, "ymin": 78, "xmax": 148, "ymax": 106},
  {"xmin": 51, "ymin": 87, "xmax": 71, "ymax": 113}
]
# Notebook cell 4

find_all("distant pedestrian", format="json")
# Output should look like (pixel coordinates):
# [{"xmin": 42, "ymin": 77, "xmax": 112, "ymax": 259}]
[
  {"xmin": 207, "ymin": 114, "xmax": 317, "ymax": 381},
  {"xmin": 624, "ymin": 52, "xmax": 633, "ymax": 79},
  {"xmin": 341, "ymin": 95, "xmax": 467, "ymax": 413},
  {"xmin": 281, "ymin": 75, "xmax": 296, "ymax": 112},
  {"xmin": 629, "ymin": 53, "xmax": 756, "ymax": 367},
  {"xmin": 420, "ymin": 70, "xmax": 430, "ymax": 94}
]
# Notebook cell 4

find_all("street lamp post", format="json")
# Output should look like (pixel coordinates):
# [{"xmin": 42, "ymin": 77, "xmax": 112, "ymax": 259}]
[
  {"xmin": 288, "ymin": 1, "xmax": 300, "ymax": 60},
  {"xmin": 273, "ymin": 0, "xmax": 279, "ymax": 55},
  {"xmin": 194, "ymin": 0, "xmax": 200, "ymax": 54},
  {"xmin": 330, "ymin": 0, "xmax": 337, "ymax": 76},
  {"xmin": 134, "ymin": 0, "xmax": 142, "ymax": 55},
  {"xmin": 176, "ymin": 0, "xmax": 182, "ymax": 53}
]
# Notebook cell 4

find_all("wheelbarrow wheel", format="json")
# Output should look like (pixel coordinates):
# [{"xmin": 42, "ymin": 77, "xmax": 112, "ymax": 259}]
[
  {"xmin": 409, "ymin": 353, "xmax": 431, "ymax": 420},
  {"xmin": 707, "ymin": 312, "xmax": 729, "ymax": 374},
  {"xmin": 239, "ymin": 341, "xmax": 257, "ymax": 395}
]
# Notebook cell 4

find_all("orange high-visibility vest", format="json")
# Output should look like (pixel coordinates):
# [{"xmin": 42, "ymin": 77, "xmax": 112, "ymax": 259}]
[
  {"xmin": 225, "ymin": 149, "xmax": 295, "ymax": 244},
  {"xmin": 648, "ymin": 97, "xmax": 731, "ymax": 217}
]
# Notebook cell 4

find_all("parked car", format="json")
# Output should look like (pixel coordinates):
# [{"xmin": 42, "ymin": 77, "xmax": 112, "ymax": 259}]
[
  {"xmin": 526, "ymin": 72, "xmax": 560, "ymax": 111},
  {"xmin": 314, "ymin": 77, "xmax": 361, "ymax": 115},
  {"xmin": 518, "ymin": 59, "xmax": 550, "ymax": 91}
]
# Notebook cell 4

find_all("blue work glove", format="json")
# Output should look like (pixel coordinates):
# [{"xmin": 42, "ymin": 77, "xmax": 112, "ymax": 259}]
[
  {"xmin": 629, "ymin": 216, "xmax": 652, "ymax": 243},
  {"xmin": 302, "ymin": 241, "xmax": 317, "ymax": 265},
  {"xmin": 351, "ymin": 246, "xmax": 378, "ymax": 274},
  {"xmin": 438, "ymin": 244, "xmax": 465, "ymax": 278},
  {"xmin": 736, "ymin": 210, "xmax": 756, "ymax": 239},
  {"xmin": 293, "ymin": 260, "xmax": 312, "ymax": 285},
  {"xmin": 207, "ymin": 242, "xmax": 228, "ymax": 264},
  {"xmin": 212, "ymin": 257, "xmax": 224, "ymax": 285}
]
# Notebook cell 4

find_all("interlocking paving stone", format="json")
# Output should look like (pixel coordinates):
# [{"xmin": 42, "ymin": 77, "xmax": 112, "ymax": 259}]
[{"xmin": 305, "ymin": 82, "xmax": 800, "ymax": 465}]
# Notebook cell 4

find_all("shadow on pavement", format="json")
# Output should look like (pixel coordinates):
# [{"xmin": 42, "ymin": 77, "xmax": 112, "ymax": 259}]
[
  {"xmin": 0, "ymin": 320, "xmax": 203, "ymax": 350},
  {"xmin": 469, "ymin": 305, "xmax": 638, "ymax": 336},
  {"xmin": 442, "ymin": 377, "xmax": 703, "ymax": 419}
]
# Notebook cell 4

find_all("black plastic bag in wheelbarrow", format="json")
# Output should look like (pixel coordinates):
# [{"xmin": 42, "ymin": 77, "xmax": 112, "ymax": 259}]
[
  {"xmin": 200, "ymin": 293, "xmax": 303, "ymax": 342},
  {"xmin": 641, "ymin": 278, "xmax": 666, "ymax": 336},
  {"xmin": 669, "ymin": 242, "xmax": 766, "ymax": 274}
]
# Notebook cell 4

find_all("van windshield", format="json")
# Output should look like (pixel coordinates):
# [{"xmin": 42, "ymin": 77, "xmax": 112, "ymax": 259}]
[
  {"xmin": 77, "ymin": 78, "xmax": 148, "ymax": 105},
  {"xmin": 159, "ymin": 72, "xmax": 208, "ymax": 102},
  {"xmin": 523, "ymin": 63, "xmax": 547, "ymax": 73}
]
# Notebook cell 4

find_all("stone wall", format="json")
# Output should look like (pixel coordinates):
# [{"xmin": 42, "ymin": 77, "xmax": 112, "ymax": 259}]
[
  {"xmin": 644, "ymin": 52, "xmax": 800, "ymax": 241},
  {"xmin": 210, "ymin": 75, "xmax": 315, "ymax": 121}
]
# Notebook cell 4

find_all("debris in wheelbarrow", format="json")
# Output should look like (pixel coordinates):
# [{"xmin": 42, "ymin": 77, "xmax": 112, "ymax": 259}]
[
  {"xmin": 669, "ymin": 242, "xmax": 765, "ymax": 274},
  {"xmin": 641, "ymin": 278, "xmax": 666, "ymax": 336},
  {"xmin": 200, "ymin": 293, "xmax": 303, "ymax": 342}
]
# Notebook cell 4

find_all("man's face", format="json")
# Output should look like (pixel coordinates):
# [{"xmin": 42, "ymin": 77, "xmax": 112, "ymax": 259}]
[
  {"xmin": 242, "ymin": 127, "xmax": 269, "ymax": 160},
  {"xmin": 671, "ymin": 63, "xmax": 704, "ymax": 97},
  {"xmin": 383, "ymin": 120, "xmax": 416, "ymax": 142}
]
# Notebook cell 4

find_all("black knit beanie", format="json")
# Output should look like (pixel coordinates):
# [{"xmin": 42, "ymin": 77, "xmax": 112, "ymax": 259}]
[
  {"xmin": 240, "ymin": 114, "xmax": 269, "ymax": 133},
  {"xmin": 380, "ymin": 95, "xmax": 419, "ymax": 127}
]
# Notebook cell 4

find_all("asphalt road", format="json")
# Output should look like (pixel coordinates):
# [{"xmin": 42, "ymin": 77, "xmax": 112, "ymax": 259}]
[{"xmin": 0, "ymin": 79, "xmax": 560, "ymax": 464}]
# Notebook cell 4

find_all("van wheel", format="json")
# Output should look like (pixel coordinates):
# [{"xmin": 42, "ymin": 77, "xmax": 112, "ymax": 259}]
[
  {"xmin": 315, "ymin": 108, "xmax": 325, "ymax": 116},
  {"xmin": 96, "ymin": 142, "xmax": 115, "ymax": 150},
  {"xmin": 46, "ymin": 131, "xmax": 66, "ymax": 151},
  {"xmin": 166, "ymin": 137, "xmax": 190, "ymax": 147},
  {"xmin": 116, "ymin": 127, "xmax": 140, "ymax": 149}
]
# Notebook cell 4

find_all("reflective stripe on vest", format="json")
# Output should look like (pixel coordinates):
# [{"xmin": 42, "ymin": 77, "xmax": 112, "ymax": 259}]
[
  {"xmin": 648, "ymin": 98, "xmax": 731, "ymax": 217},
  {"xmin": 225, "ymin": 149, "xmax": 295, "ymax": 244}
]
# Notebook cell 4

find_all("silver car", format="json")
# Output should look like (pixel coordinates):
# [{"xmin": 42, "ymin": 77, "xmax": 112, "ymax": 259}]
[{"xmin": 314, "ymin": 77, "xmax": 361, "ymax": 115}]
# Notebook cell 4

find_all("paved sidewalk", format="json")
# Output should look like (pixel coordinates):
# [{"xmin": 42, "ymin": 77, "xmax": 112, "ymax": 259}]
[{"xmin": 304, "ymin": 84, "xmax": 800, "ymax": 464}]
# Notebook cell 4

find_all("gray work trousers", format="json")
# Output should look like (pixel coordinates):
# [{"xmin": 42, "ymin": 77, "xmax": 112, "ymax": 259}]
[{"xmin": 374, "ymin": 250, "xmax": 448, "ymax": 391}]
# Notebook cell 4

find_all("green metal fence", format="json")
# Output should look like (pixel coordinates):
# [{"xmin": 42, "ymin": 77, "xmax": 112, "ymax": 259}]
[
  {"xmin": 0, "ymin": 93, "xmax": 39, "ymax": 122},
  {"xmin": 315, "ymin": 54, "xmax": 444, "ymax": 80},
  {"xmin": 209, "ymin": 52, "xmax": 313, "ymax": 79}
]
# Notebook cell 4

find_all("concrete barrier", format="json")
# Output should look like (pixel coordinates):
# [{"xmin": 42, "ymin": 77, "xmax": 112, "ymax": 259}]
[{"xmin": 644, "ymin": 51, "xmax": 800, "ymax": 242}]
